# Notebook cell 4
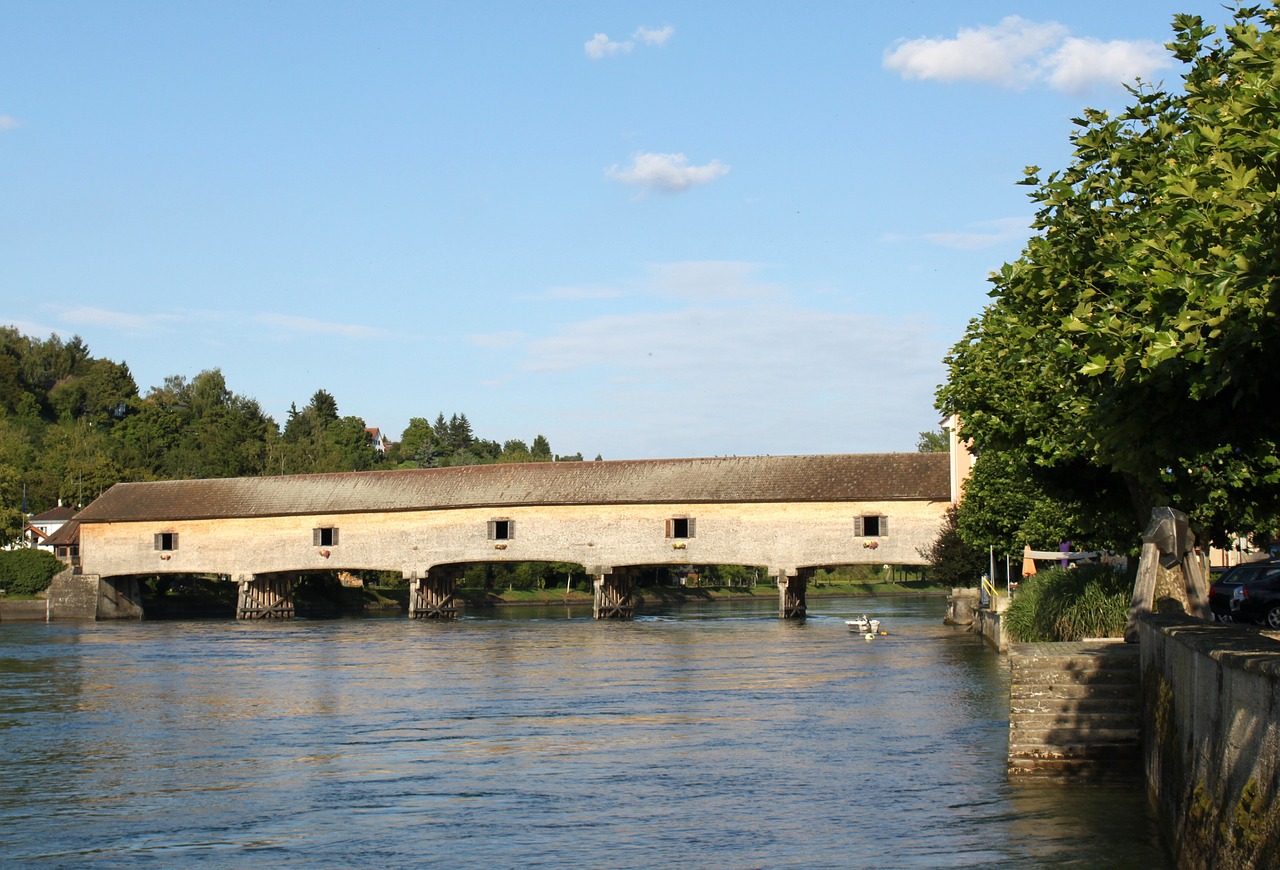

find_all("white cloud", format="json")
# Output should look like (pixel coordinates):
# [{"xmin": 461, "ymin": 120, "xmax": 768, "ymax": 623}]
[
  {"xmin": 923, "ymin": 216, "xmax": 1030, "ymax": 250},
  {"xmin": 254, "ymin": 314, "xmax": 389, "ymax": 338},
  {"xmin": 58, "ymin": 305, "xmax": 179, "ymax": 332},
  {"xmin": 643, "ymin": 261, "xmax": 782, "ymax": 302},
  {"xmin": 884, "ymin": 16, "xmax": 1169, "ymax": 92},
  {"xmin": 584, "ymin": 33, "xmax": 632, "ymax": 60},
  {"xmin": 516, "ymin": 303, "xmax": 944, "ymax": 456},
  {"xmin": 0, "ymin": 115, "xmax": 21, "ymax": 131},
  {"xmin": 481, "ymin": 260, "xmax": 947, "ymax": 458},
  {"xmin": 607, "ymin": 152, "xmax": 729, "ymax": 193},
  {"xmin": 1047, "ymin": 37, "xmax": 1170, "ymax": 94},
  {"xmin": 634, "ymin": 25, "xmax": 674, "ymax": 47},
  {"xmin": 585, "ymin": 24, "xmax": 674, "ymax": 59},
  {"xmin": 1, "ymin": 317, "xmax": 62, "ymax": 338}
]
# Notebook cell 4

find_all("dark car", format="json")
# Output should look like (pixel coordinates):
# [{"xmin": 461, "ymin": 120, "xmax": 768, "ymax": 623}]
[
  {"xmin": 1228, "ymin": 562, "xmax": 1280, "ymax": 627},
  {"xmin": 1211, "ymin": 561, "xmax": 1280, "ymax": 622}
]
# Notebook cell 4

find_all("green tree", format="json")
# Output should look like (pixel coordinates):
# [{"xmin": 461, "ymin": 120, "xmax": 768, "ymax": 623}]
[
  {"xmin": 531, "ymin": 434, "xmax": 552, "ymax": 461},
  {"xmin": 498, "ymin": 439, "xmax": 533, "ymax": 463},
  {"xmin": 954, "ymin": 448, "xmax": 1134, "ymax": 556},
  {"xmin": 939, "ymin": 5, "xmax": 1280, "ymax": 547},
  {"xmin": 916, "ymin": 428, "xmax": 948, "ymax": 453},
  {"xmin": 390, "ymin": 417, "xmax": 438, "ymax": 467},
  {"xmin": 918, "ymin": 506, "xmax": 987, "ymax": 586},
  {"xmin": 0, "ymin": 464, "xmax": 26, "ymax": 546}
]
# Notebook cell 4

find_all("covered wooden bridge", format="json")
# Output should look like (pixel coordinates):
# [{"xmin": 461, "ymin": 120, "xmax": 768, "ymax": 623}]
[{"xmin": 59, "ymin": 452, "xmax": 951, "ymax": 620}]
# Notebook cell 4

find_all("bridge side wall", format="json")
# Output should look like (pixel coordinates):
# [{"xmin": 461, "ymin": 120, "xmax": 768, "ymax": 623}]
[
  {"xmin": 1138, "ymin": 615, "xmax": 1280, "ymax": 867},
  {"xmin": 78, "ymin": 499, "xmax": 949, "ymax": 580}
]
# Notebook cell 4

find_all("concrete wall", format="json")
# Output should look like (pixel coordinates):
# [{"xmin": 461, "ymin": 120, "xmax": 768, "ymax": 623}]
[
  {"xmin": 79, "ymin": 499, "xmax": 950, "ymax": 582},
  {"xmin": 46, "ymin": 569, "xmax": 104, "ymax": 619},
  {"xmin": 975, "ymin": 597, "xmax": 1010, "ymax": 652},
  {"xmin": 0, "ymin": 597, "xmax": 49, "ymax": 621},
  {"xmin": 1138, "ymin": 615, "xmax": 1280, "ymax": 868}
]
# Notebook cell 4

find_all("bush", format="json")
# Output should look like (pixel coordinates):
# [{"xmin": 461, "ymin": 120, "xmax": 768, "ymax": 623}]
[
  {"xmin": 0, "ymin": 548, "xmax": 66, "ymax": 596},
  {"xmin": 1004, "ymin": 562, "xmax": 1131, "ymax": 642}
]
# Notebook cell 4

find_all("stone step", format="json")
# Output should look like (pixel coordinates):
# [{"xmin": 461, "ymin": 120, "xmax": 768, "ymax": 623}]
[
  {"xmin": 1008, "ymin": 756, "xmax": 1143, "ymax": 780},
  {"xmin": 1010, "ymin": 712, "xmax": 1140, "ymax": 731},
  {"xmin": 1011, "ymin": 695, "xmax": 1140, "ymax": 715},
  {"xmin": 1011, "ymin": 683, "xmax": 1140, "ymax": 702},
  {"xmin": 1009, "ymin": 727, "xmax": 1140, "ymax": 746},
  {"xmin": 1009, "ymin": 666, "xmax": 1140, "ymax": 686},
  {"xmin": 1008, "ymin": 738, "xmax": 1140, "ymax": 759}
]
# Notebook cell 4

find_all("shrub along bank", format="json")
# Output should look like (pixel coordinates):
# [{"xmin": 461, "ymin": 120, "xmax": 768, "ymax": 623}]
[{"xmin": 0, "ymin": 549, "xmax": 65, "ymax": 597}]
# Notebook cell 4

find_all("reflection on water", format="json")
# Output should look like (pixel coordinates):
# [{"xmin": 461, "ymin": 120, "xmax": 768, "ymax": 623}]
[{"xmin": 0, "ymin": 597, "xmax": 1171, "ymax": 868}]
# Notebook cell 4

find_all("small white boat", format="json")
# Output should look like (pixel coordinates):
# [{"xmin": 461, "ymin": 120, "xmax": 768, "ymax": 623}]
[{"xmin": 845, "ymin": 615, "xmax": 881, "ymax": 634}]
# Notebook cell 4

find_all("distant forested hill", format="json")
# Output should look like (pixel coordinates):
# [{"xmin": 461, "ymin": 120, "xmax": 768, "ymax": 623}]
[{"xmin": 0, "ymin": 326, "xmax": 587, "ymax": 544}]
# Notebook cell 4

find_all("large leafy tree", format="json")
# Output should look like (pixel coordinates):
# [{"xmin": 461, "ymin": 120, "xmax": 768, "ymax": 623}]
[{"xmin": 939, "ymin": 4, "xmax": 1280, "ymax": 547}]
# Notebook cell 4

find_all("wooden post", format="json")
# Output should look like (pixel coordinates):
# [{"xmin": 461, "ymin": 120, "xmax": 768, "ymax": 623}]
[
  {"xmin": 409, "ymin": 568, "xmax": 459, "ymax": 620},
  {"xmin": 777, "ymin": 568, "xmax": 807, "ymax": 619},
  {"xmin": 236, "ymin": 573, "xmax": 295, "ymax": 619},
  {"xmin": 593, "ymin": 569, "xmax": 633, "ymax": 619}
]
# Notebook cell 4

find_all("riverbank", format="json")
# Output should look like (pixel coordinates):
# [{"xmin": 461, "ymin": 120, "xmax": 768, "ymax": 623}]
[{"xmin": 446, "ymin": 580, "xmax": 948, "ymax": 609}]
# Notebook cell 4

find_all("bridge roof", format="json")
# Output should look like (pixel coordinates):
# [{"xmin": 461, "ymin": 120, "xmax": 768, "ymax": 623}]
[{"xmin": 75, "ymin": 453, "xmax": 950, "ymax": 523}]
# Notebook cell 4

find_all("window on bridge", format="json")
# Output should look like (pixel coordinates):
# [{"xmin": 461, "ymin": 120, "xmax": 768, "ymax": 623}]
[
  {"xmin": 154, "ymin": 532, "xmax": 179, "ymax": 551},
  {"xmin": 666, "ymin": 518, "xmax": 696, "ymax": 539},
  {"xmin": 855, "ymin": 515, "xmax": 888, "ymax": 537},
  {"xmin": 488, "ymin": 519, "xmax": 514, "ymax": 541},
  {"xmin": 313, "ymin": 527, "xmax": 339, "ymax": 547}
]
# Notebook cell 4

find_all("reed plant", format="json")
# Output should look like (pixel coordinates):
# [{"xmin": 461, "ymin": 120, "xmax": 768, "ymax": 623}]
[{"xmin": 1003, "ymin": 562, "xmax": 1130, "ymax": 642}]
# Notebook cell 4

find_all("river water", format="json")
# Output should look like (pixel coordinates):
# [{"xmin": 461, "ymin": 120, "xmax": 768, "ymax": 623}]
[{"xmin": 0, "ymin": 596, "xmax": 1171, "ymax": 868}]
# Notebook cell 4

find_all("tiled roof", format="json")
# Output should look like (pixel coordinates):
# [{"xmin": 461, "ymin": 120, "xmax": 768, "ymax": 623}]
[
  {"xmin": 74, "ymin": 453, "xmax": 950, "ymax": 523},
  {"xmin": 43, "ymin": 519, "xmax": 79, "ymax": 547},
  {"xmin": 29, "ymin": 505, "xmax": 76, "ymax": 522}
]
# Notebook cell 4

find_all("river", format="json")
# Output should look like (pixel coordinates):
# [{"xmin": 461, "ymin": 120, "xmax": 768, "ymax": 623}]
[{"xmin": 0, "ymin": 596, "xmax": 1171, "ymax": 868}]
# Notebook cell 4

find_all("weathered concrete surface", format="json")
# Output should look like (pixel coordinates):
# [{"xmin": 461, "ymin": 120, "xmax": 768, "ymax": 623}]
[
  {"xmin": 76, "ymin": 500, "xmax": 949, "ymax": 593},
  {"xmin": 0, "ymin": 597, "xmax": 49, "ymax": 621},
  {"xmin": 945, "ymin": 587, "xmax": 979, "ymax": 625},
  {"xmin": 976, "ymin": 595, "xmax": 1010, "ymax": 652},
  {"xmin": 46, "ymin": 569, "xmax": 100, "ymax": 620},
  {"xmin": 1139, "ymin": 615, "xmax": 1280, "ymax": 868},
  {"xmin": 1008, "ymin": 641, "xmax": 1141, "ymax": 780}
]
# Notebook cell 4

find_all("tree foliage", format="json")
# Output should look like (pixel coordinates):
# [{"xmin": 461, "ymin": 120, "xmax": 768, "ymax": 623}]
[
  {"xmin": 938, "ymin": 4, "xmax": 1280, "ymax": 547},
  {"xmin": 0, "ymin": 327, "xmax": 594, "ymax": 516},
  {"xmin": 0, "ymin": 547, "xmax": 65, "ymax": 596},
  {"xmin": 918, "ymin": 506, "xmax": 987, "ymax": 585},
  {"xmin": 916, "ymin": 428, "xmax": 948, "ymax": 453}
]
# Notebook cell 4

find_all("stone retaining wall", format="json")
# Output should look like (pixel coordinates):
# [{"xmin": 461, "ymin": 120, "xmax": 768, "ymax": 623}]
[
  {"xmin": 0, "ymin": 598, "xmax": 49, "ymax": 621},
  {"xmin": 1138, "ymin": 615, "xmax": 1280, "ymax": 868}
]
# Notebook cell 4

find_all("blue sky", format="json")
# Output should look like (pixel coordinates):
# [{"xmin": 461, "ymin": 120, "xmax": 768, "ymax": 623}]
[{"xmin": 1, "ymin": 2, "xmax": 1232, "ymax": 460}]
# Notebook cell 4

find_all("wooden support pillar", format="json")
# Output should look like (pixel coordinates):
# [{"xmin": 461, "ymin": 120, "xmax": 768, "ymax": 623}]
[
  {"xmin": 236, "ymin": 573, "xmax": 295, "ymax": 620},
  {"xmin": 593, "ymin": 568, "xmax": 633, "ymax": 620},
  {"xmin": 409, "ymin": 567, "xmax": 459, "ymax": 620},
  {"xmin": 776, "ymin": 568, "xmax": 808, "ymax": 619}
]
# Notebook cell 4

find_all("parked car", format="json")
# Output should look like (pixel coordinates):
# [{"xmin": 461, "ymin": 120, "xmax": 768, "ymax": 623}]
[
  {"xmin": 1208, "ymin": 568, "xmax": 1269, "ymax": 621},
  {"xmin": 1228, "ymin": 562, "xmax": 1280, "ymax": 627}
]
